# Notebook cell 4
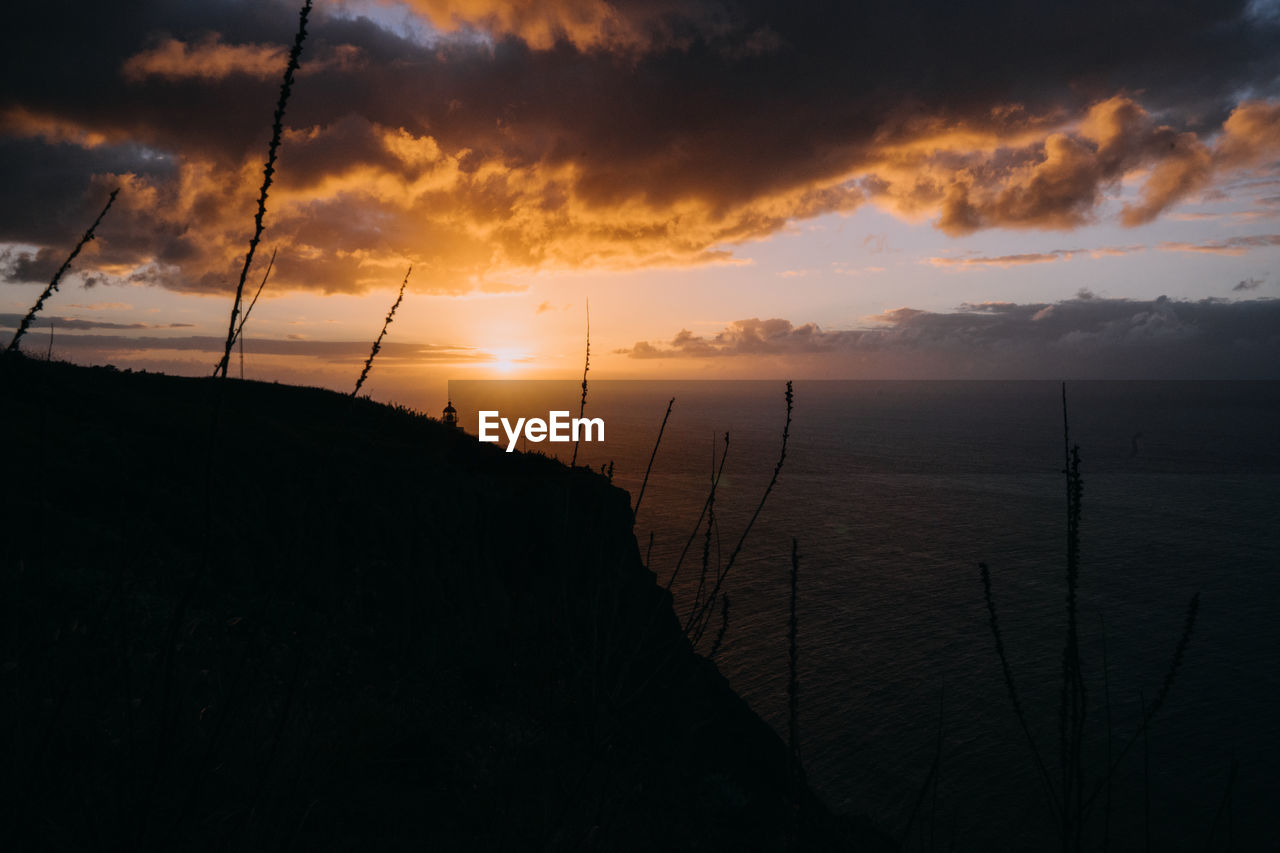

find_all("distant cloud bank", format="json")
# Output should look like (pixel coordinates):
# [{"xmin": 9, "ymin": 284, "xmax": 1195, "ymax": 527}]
[{"xmin": 617, "ymin": 296, "xmax": 1280, "ymax": 378}]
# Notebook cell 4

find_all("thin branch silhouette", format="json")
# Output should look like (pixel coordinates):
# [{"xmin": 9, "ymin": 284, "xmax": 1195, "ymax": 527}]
[
  {"xmin": 980, "ymin": 561, "xmax": 1062, "ymax": 825},
  {"xmin": 633, "ymin": 397, "xmax": 674, "ymax": 524},
  {"xmin": 352, "ymin": 266, "xmax": 411, "ymax": 397},
  {"xmin": 222, "ymin": 248, "xmax": 277, "ymax": 379},
  {"xmin": 688, "ymin": 381, "xmax": 792, "ymax": 646},
  {"xmin": 571, "ymin": 299, "xmax": 589, "ymax": 467},
  {"xmin": 7, "ymin": 188, "xmax": 119, "ymax": 354},
  {"xmin": 215, "ymin": 0, "xmax": 313, "ymax": 378}
]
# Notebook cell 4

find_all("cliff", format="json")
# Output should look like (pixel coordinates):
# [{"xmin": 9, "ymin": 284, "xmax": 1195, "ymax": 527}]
[{"xmin": 0, "ymin": 356, "xmax": 892, "ymax": 851}]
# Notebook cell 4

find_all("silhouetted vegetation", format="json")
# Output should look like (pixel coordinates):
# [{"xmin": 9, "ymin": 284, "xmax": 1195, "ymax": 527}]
[
  {"xmin": 231, "ymin": 247, "xmax": 277, "ymax": 379},
  {"xmin": 571, "ymin": 299, "xmax": 590, "ymax": 467},
  {"xmin": 686, "ymin": 381, "xmax": 793, "ymax": 649},
  {"xmin": 5, "ymin": 187, "xmax": 118, "ymax": 355},
  {"xmin": 632, "ymin": 396, "xmax": 674, "ymax": 524},
  {"xmin": 215, "ymin": 0, "xmax": 313, "ymax": 379},
  {"xmin": 352, "ymin": 266, "xmax": 411, "ymax": 397},
  {"xmin": 979, "ymin": 384, "xmax": 1200, "ymax": 853}
]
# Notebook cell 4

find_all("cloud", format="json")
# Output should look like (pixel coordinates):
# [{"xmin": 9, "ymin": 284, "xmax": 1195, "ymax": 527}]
[
  {"xmin": 1214, "ymin": 100, "xmax": 1280, "ymax": 169},
  {"xmin": 0, "ymin": 313, "xmax": 193, "ymax": 331},
  {"xmin": 867, "ymin": 97, "xmax": 1241, "ymax": 235},
  {"xmin": 121, "ymin": 35, "xmax": 366, "ymax": 82},
  {"xmin": 0, "ymin": 1, "xmax": 1278, "ymax": 296},
  {"xmin": 535, "ymin": 300, "xmax": 554, "ymax": 313},
  {"xmin": 617, "ymin": 296, "xmax": 1280, "ymax": 378},
  {"xmin": 0, "ymin": 323, "xmax": 491, "ymax": 364},
  {"xmin": 1233, "ymin": 277, "xmax": 1265, "ymax": 291},
  {"xmin": 1159, "ymin": 234, "xmax": 1280, "ymax": 255},
  {"xmin": 926, "ymin": 250, "xmax": 1083, "ymax": 268},
  {"xmin": 925, "ymin": 234, "xmax": 1280, "ymax": 268},
  {"xmin": 122, "ymin": 36, "xmax": 289, "ymax": 82}
]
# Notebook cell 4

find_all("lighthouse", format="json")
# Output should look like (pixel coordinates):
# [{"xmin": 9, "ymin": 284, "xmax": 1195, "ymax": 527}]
[{"xmin": 442, "ymin": 400, "xmax": 459, "ymax": 428}]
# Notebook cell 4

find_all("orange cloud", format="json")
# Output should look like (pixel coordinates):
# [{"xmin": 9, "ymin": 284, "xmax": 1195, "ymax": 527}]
[
  {"xmin": 861, "ymin": 97, "xmax": 1267, "ymax": 234},
  {"xmin": 122, "ymin": 36, "xmax": 288, "ymax": 82},
  {"xmin": 401, "ymin": 0, "xmax": 717, "ymax": 52},
  {"xmin": 122, "ymin": 36, "xmax": 365, "ymax": 82},
  {"xmin": 1215, "ymin": 101, "xmax": 1280, "ymax": 169},
  {"xmin": 4, "ymin": 0, "xmax": 1278, "ymax": 298}
]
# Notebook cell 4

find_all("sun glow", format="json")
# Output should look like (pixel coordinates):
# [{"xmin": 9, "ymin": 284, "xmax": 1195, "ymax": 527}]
[{"xmin": 489, "ymin": 348, "xmax": 531, "ymax": 375}]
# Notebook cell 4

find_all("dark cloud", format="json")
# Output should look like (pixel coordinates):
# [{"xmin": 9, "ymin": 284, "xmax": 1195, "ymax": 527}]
[
  {"xmin": 0, "ymin": 324, "xmax": 490, "ymax": 363},
  {"xmin": 0, "ymin": 312, "xmax": 193, "ymax": 331},
  {"xmin": 1, "ymin": 1, "xmax": 1278, "ymax": 293},
  {"xmin": 618, "ymin": 296, "xmax": 1280, "ymax": 378},
  {"xmin": 1233, "ymin": 277, "xmax": 1265, "ymax": 291}
]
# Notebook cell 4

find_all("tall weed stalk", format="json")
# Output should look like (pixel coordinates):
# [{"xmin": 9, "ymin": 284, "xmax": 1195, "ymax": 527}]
[
  {"xmin": 216, "ymin": 0, "xmax": 313, "ymax": 378},
  {"xmin": 352, "ymin": 266, "xmax": 411, "ymax": 396},
  {"xmin": 6, "ymin": 188, "xmax": 119, "ymax": 354},
  {"xmin": 980, "ymin": 383, "xmax": 1201, "ymax": 851},
  {"xmin": 687, "ymin": 381, "xmax": 792, "ymax": 646},
  {"xmin": 633, "ymin": 397, "xmax": 674, "ymax": 524},
  {"xmin": 233, "ymin": 247, "xmax": 277, "ymax": 379},
  {"xmin": 571, "ymin": 299, "xmax": 589, "ymax": 467}
]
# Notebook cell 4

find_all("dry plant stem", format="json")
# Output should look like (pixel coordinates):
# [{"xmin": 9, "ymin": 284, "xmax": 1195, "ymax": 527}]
[
  {"xmin": 902, "ymin": 690, "xmax": 945, "ymax": 847},
  {"xmin": 1064, "ymin": 445, "xmax": 1087, "ymax": 849},
  {"xmin": 687, "ymin": 434, "xmax": 722, "ymax": 630},
  {"xmin": 689, "ymin": 381, "xmax": 792, "ymax": 646},
  {"xmin": 616, "ymin": 435, "xmax": 727, "ymax": 707},
  {"xmin": 708, "ymin": 595, "xmax": 730, "ymax": 660},
  {"xmin": 980, "ymin": 562, "xmax": 1062, "ymax": 824},
  {"xmin": 6, "ymin": 188, "xmax": 119, "ymax": 354},
  {"xmin": 1080, "ymin": 591, "xmax": 1199, "ymax": 822},
  {"xmin": 232, "ymin": 247, "xmax": 277, "ymax": 378},
  {"xmin": 787, "ymin": 537, "xmax": 801, "ymax": 769},
  {"xmin": 216, "ymin": 0, "xmax": 312, "ymax": 378},
  {"xmin": 1206, "ymin": 748, "xmax": 1238, "ymax": 848},
  {"xmin": 352, "ymin": 266, "xmax": 411, "ymax": 396},
  {"xmin": 666, "ymin": 432, "xmax": 729, "ymax": 592},
  {"xmin": 633, "ymin": 397, "xmax": 674, "ymax": 524},
  {"xmin": 1100, "ymin": 615, "xmax": 1114, "ymax": 853},
  {"xmin": 230, "ymin": 248, "xmax": 276, "ymax": 352},
  {"xmin": 571, "ymin": 299, "xmax": 590, "ymax": 466},
  {"xmin": 1060, "ymin": 382, "xmax": 1087, "ymax": 851}
]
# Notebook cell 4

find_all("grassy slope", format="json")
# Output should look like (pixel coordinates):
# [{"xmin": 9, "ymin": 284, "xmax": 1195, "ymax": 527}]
[{"xmin": 0, "ymin": 357, "xmax": 892, "ymax": 852}]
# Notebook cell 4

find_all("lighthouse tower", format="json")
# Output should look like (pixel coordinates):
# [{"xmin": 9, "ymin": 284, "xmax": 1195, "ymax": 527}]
[{"xmin": 442, "ymin": 400, "xmax": 459, "ymax": 428}]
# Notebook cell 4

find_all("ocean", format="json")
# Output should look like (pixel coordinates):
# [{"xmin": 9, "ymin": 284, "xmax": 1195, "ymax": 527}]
[{"xmin": 448, "ymin": 380, "xmax": 1280, "ymax": 850}]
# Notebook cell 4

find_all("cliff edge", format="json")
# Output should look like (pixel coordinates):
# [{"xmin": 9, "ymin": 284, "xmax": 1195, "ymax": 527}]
[{"xmin": 0, "ymin": 357, "xmax": 892, "ymax": 851}]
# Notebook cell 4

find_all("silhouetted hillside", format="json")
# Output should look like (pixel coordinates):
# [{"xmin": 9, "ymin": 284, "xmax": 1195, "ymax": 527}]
[{"xmin": 0, "ymin": 356, "xmax": 891, "ymax": 851}]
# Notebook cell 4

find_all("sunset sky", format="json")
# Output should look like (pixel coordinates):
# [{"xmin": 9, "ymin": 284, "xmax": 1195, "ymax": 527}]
[{"xmin": 3, "ymin": 0, "xmax": 1279, "ymax": 407}]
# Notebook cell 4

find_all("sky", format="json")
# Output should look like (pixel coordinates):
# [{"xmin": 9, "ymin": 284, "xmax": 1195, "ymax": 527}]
[{"xmin": 2, "ymin": 0, "xmax": 1279, "ymax": 407}]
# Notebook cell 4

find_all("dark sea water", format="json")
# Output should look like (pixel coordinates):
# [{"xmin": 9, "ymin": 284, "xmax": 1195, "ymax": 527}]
[{"xmin": 449, "ymin": 380, "xmax": 1280, "ymax": 851}]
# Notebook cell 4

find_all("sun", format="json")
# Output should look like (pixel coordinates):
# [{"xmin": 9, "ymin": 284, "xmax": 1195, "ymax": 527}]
[{"xmin": 488, "ymin": 348, "xmax": 529, "ymax": 375}]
